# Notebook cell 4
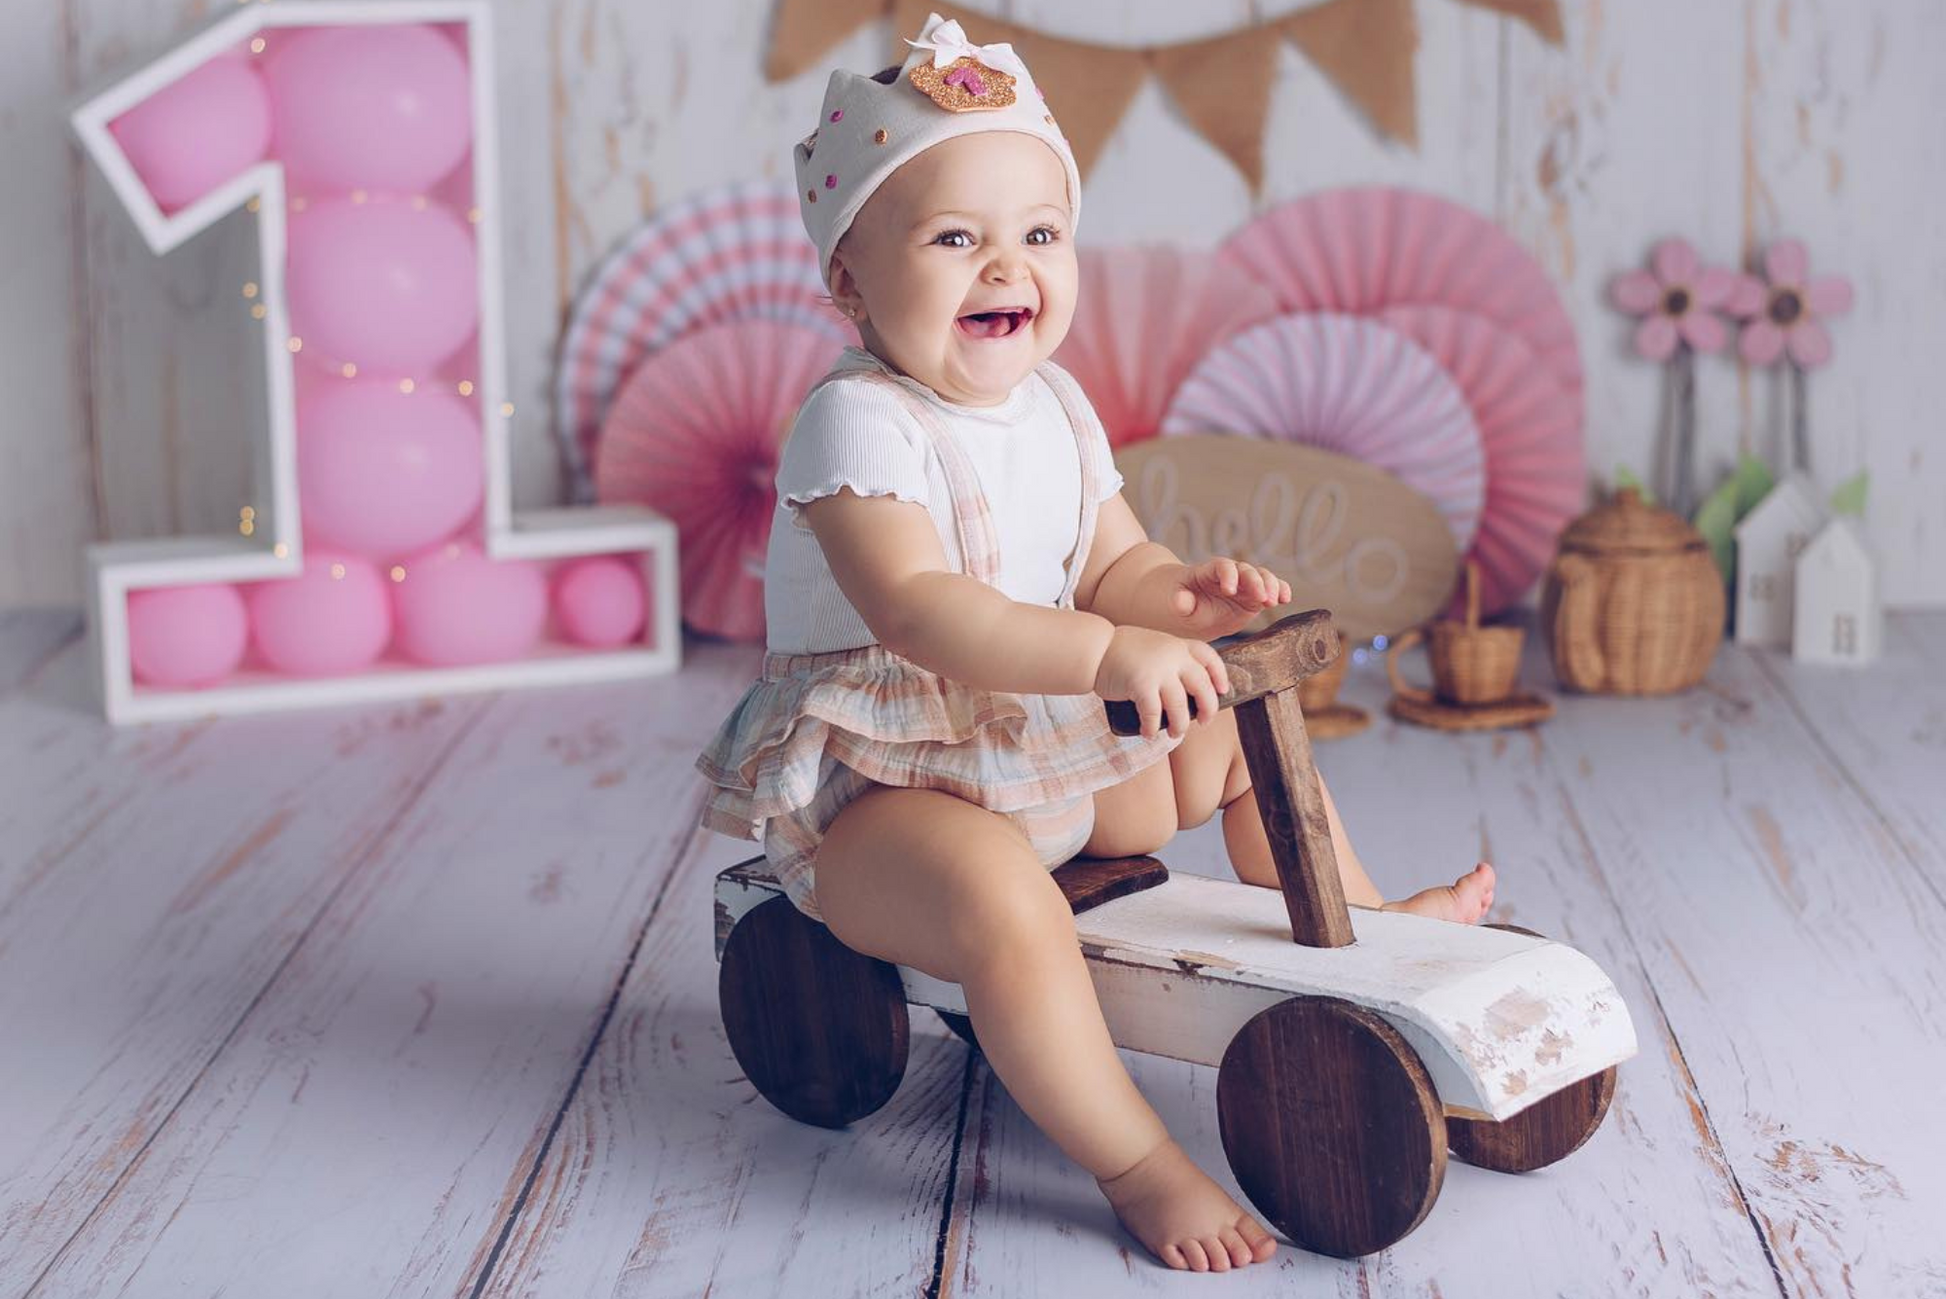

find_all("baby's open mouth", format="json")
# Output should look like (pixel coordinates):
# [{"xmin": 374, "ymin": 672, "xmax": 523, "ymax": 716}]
[{"xmin": 956, "ymin": 307, "xmax": 1033, "ymax": 340}]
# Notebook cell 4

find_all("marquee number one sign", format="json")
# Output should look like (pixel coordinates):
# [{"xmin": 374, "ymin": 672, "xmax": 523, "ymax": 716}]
[{"xmin": 70, "ymin": 0, "xmax": 678, "ymax": 724}]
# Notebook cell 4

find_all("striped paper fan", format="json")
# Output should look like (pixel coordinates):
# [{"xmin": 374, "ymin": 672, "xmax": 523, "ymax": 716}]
[
  {"xmin": 1217, "ymin": 187, "xmax": 1584, "ymax": 418},
  {"xmin": 1161, "ymin": 312, "xmax": 1486, "ymax": 552},
  {"xmin": 594, "ymin": 318, "xmax": 846, "ymax": 642},
  {"xmin": 1051, "ymin": 245, "xmax": 1282, "ymax": 449},
  {"xmin": 1377, "ymin": 304, "xmax": 1587, "ymax": 616},
  {"xmin": 554, "ymin": 178, "xmax": 856, "ymax": 501}
]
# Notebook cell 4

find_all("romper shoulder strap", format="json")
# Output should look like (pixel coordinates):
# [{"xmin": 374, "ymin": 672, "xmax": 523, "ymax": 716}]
[
  {"xmin": 1033, "ymin": 360, "xmax": 1104, "ymax": 611},
  {"xmin": 797, "ymin": 363, "xmax": 1002, "ymax": 586}
]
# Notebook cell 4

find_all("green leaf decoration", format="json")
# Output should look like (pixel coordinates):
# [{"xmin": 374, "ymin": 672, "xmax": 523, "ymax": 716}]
[
  {"xmin": 1613, "ymin": 464, "xmax": 1654, "ymax": 505},
  {"xmin": 1730, "ymin": 452, "xmax": 1775, "ymax": 518},
  {"xmin": 1693, "ymin": 478, "xmax": 1739, "ymax": 583},
  {"xmin": 1829, "ymin": 470, "xmax": 1869, "ymax": 518}
]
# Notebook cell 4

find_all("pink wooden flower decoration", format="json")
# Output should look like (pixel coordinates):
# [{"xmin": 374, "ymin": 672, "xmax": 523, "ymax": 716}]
[
  {"xmin": 1609, "ymin": 238, "xmax": 1738, "ymax": 360},
  {"xmin": 1727, "ymin": 238, "xmax": 1853, "ymax": 369}
]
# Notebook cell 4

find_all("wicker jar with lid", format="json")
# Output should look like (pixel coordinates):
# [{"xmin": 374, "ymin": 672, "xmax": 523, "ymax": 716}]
[{"xmin": 1539, "ymin": 487, "xmax": 1725, "ymax": 695}]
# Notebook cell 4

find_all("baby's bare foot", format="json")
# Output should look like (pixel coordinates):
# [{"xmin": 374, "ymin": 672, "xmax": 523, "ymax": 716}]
[
  {"xmin": 1096, "ymin": 1137, "xmax": 1278, "ymax": 1272},
  {"xmin": 1381, "ymin": 861, "xmax": 1496, "ymax": 924}
]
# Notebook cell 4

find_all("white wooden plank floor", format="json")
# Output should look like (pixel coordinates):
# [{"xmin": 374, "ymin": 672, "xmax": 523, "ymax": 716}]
[{"xmin": 2, "ymin": 606, "xmax": 1942, "ymax": 1298}]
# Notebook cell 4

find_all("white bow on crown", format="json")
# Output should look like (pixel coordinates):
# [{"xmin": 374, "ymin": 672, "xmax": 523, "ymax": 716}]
[{"xmin": 904, "ymin": 17, "xmax": 1030, "ymax": 83}]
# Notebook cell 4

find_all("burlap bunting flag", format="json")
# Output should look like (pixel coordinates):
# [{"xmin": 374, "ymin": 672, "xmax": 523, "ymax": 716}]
[{"xmin": 762, "ymin": 0, "xmax": 1564, "ymax": 192}]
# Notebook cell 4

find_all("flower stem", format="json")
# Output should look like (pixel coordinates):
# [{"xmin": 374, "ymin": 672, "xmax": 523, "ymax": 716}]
[
  {"xmin": 1790, "ymin": 361, "xmax": 1809, "ymax": 475},
  {"xmin": 1672, "ymin": 344, "xmax": 1696, "ymax": 517}
]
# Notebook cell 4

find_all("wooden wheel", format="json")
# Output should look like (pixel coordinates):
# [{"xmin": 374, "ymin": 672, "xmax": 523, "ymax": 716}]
[
  {"xmin": 718, "ymin": 895, "xmax": 909, "ymax": 1129},
  {"xmin": 1445, "ymin": 923, "xmax": 1618, "ymax": 1172},
  {"xmin": 1216, "ymin": 996, "xmax": 1446, "ymax": 1258}
]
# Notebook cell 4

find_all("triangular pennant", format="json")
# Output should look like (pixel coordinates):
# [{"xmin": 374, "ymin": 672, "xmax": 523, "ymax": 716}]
[
  {"xmin": 1281, "ymin": 0, "xmax": 1420, "ymax": 147},
  {"xmin": 903, "ymin": 0, "xmax": 1149, "ymax": 181},
  {"xmin": 765, "ymin": 0, "xmax": 888, "ymax": 83},
  {"xmin": 1151, "ymin": 25, "xmax": 1280, "ymax": 195},
  {"xmin": 1451, "ymin": 0, "xmax": 1565, "ymax": 46}
]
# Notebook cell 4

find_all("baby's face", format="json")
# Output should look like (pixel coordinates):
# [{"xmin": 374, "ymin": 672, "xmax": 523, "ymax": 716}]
[{"xmin": 830, "ymin": 132, "xmax": 1076, "ymax": 406}]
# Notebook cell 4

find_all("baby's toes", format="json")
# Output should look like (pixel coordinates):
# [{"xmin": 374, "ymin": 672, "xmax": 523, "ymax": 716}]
[
  {"xmin": 1218, "ymin": 1226, "xmax": 1252, "ymax": 1267},
  {"xmin": 1203, "ymin": 1236, "xmax": 1233, "ymax": 1272},
  {"xmin": 1160, "ymin": 1243, "xmax": 1188, "ymax": 1270},
  {"xmin": 1181, "ymin": 1240, "xmax": 1211, "ymax": 1272},
  {"xmin": 1239, "ymin": 1215, "xmax": 1278, "ymax": 1262}
]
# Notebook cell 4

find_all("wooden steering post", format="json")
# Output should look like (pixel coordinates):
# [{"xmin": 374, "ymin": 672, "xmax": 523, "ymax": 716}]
[{"xmin": 1104, "ymin": 610, "xmax": 1354, "ymax": 949}]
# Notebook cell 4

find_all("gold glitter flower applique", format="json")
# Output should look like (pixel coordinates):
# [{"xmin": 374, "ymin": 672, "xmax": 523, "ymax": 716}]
[{"xmin": 909, "ymin": 55, "xmax": 1016, "ymax": 113}]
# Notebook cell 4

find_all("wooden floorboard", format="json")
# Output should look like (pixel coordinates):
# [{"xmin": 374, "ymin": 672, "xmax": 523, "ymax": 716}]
[
  {"xmin": 4, "ymin": 613, "xmax": 1942, "ymax": 1296},
  {"xmin": 0, "ymin": 637, "xmax": 492, "ymax": 1291},
  {"xmin": 13, "ymin": 641, "xmax": 748, "ymax": 1295}
]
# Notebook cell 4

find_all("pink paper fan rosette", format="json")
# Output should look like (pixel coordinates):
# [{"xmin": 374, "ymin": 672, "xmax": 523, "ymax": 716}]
[
  {"xmin": 1378, "ymin": 305, "xmax": 1586, "ymax": 615},
  {"xmin": 556, "ymin": 179, "xmax": 858, "ymax": 500},
  {"xmin": 1217, "ymin": 187, "xmax": 1585, "ymax": 417},
  {"xmin": 1161, "ymin": 312, "xmax": 1486, "ymax": 552},
  {"xmin": 1052, "ymin": 245, "xmax": 1281, "ymax": 448},
  {"xmin": 594, "ymin": 318, "xmax": 846, "ymax": 641}
]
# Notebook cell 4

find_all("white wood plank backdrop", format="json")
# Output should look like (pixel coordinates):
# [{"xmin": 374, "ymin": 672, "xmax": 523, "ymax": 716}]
[{"xmin": 3, "ymin": 0, "xmax": 1941, "ymax": 608}]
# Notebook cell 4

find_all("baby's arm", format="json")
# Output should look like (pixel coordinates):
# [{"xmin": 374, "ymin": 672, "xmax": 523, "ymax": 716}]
[
  {"xmin": 1076, "ymin": 493, "xmax": 1293, "ymax": 640},
  {"xmin": 801, "ymin": 487, "xmax": 1114, "ymax": 695}
]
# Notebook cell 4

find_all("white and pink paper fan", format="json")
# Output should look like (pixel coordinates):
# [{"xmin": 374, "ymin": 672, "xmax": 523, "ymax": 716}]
[
  {"xmin": 594, "ymin": 318, "xmax": 846, "ymax": 642},
  {"xmin": 555, "ymin": 179, "xmax": 856, "ymax": 501},
  {"xmin": 1161, "ymin": 312, "xmax": 1486, "ymax": 551},
  {"xmin": 1217, "ymin": 187, "xmax": 1584, "ymax": 417},
  {"xmin": 1378, "ymin": 305, "xmax": 1586, "ymax": 615},
  {"xmin": 1052, "ymin": 245, "xmax": 1281, "ymax": 449}
]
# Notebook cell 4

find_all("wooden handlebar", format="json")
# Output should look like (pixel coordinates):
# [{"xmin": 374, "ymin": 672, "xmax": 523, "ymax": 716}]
[
  {"xmin": 1099, "ymin": 607, "xmax": 1355, "ymax": 949},
  {"xmin": 1102, "ymin": 608, "xmax": 1339, "ymax": 737}
]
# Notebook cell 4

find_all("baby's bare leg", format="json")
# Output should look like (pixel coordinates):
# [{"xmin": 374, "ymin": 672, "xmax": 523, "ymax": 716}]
[
  {"xmin": 1165, "ymin": 709, "xmax": 1494, "ymax": 922},
  {"xmin": 815, "ymin": 785, "xmax": 1273, "ymax": 1271}
]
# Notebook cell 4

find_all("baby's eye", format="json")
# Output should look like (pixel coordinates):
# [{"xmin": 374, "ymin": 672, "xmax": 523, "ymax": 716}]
[{"xmin": 930, "ymin": 226, "xmax": 1063, "ymax": 248}]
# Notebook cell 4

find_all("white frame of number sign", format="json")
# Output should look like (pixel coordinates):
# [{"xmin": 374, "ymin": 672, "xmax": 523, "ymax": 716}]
[{"xmin": 69, "ymin": 0, "xmax": 680, "ymax": 724}]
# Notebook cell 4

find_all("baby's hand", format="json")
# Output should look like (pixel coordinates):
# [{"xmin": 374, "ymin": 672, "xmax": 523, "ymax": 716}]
[
  {"xmin": 1170, "ymin": 558, "xmax": 1293, "ymax": 640},
  {"xmin": 1093, "ymin": 626, "xmax": 1229, "ymax": 740}
]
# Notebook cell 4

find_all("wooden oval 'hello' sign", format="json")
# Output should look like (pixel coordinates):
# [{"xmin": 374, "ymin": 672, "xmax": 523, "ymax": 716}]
[{"xmin": 1115, "ymin": 435, "xmax": 1460, "ymax": 640}]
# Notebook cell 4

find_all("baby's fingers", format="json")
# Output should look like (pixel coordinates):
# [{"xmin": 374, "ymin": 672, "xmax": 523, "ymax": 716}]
[
  {"xmin": 1189, "ymin": 639, "xmax": 1231, "ymax": 696},
  {"xmin": 1183, "ymin": 664, "xmax": 1220, "ymax": 728}
]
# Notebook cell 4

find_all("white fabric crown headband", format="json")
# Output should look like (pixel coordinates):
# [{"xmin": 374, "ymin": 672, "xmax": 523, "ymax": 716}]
[{"xmin": 793, "ymin": 11, "xmax": 1083, "ymax": 292}]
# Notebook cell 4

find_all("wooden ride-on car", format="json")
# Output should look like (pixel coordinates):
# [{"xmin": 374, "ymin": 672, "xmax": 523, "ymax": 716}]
[{"xmin": 713, "ymin": 610, "xmax": 1637, "ymax": 1258}]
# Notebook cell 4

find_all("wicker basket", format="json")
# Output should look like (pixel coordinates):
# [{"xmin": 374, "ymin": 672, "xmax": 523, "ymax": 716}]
[
  {"xmin": 1539, "ymin": 488, "xmax": 1724, "ymax": 695},
  {"xmin": 1387, "ymin": 561, "xmax": 1524, "ymax": 706}
]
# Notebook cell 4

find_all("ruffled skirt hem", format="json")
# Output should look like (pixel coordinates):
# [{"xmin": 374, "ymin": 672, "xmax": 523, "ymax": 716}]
[{"xmin": 695, "ymin": 642, "xmax": 1180, "ymax": 839}]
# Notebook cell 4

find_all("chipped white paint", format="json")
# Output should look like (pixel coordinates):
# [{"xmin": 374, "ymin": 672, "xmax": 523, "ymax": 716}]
[{"xmin": 715, "ymin": 860, "xmax": 1637, "ymax": 1122}]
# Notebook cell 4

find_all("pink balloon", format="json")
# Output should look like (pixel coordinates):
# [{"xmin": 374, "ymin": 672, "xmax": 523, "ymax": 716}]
[
  {"xmin": 296, "ymin": 379, "xmax": 483, "ymax": 558},
  {"xmin": 392, "ymin": 541, "xmax": 547, "ymax": 666},
  {"xmin": 553, "ymin": 556, "xmax": 647, "ymax": 648},
  {"xmin": 109, "ymin": 53, "xmax": 271, "ymax": 212},
  {"xmin": 126, "ymin": 583, "xmax": 249, "ymax": 687},
  {"xmin": 244, "ymin": 549, "xmax": 393, "ymax": 675},
  {"xmin": 263, "ymin": 24, "xmax": 472, "ymax": 193},
  {"xmin": 287, "ymin": 197, "xmax": 478, "ymax": 375}
]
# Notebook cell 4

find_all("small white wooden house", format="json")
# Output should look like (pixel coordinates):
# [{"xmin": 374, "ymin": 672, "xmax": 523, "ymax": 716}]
[
  {"xmin": 1792, "ymin": 516, "xmax": 1882, "ymax": 665},
  {"xmin": 1734, "ymin": 476, "xmax": 1826, "ymax": 647}
]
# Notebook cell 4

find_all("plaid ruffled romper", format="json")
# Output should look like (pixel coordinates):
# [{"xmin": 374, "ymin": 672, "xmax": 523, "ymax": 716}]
[{"xmin": 694, "ymin": 353, "xmax": 1183, "ymax": 922}]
